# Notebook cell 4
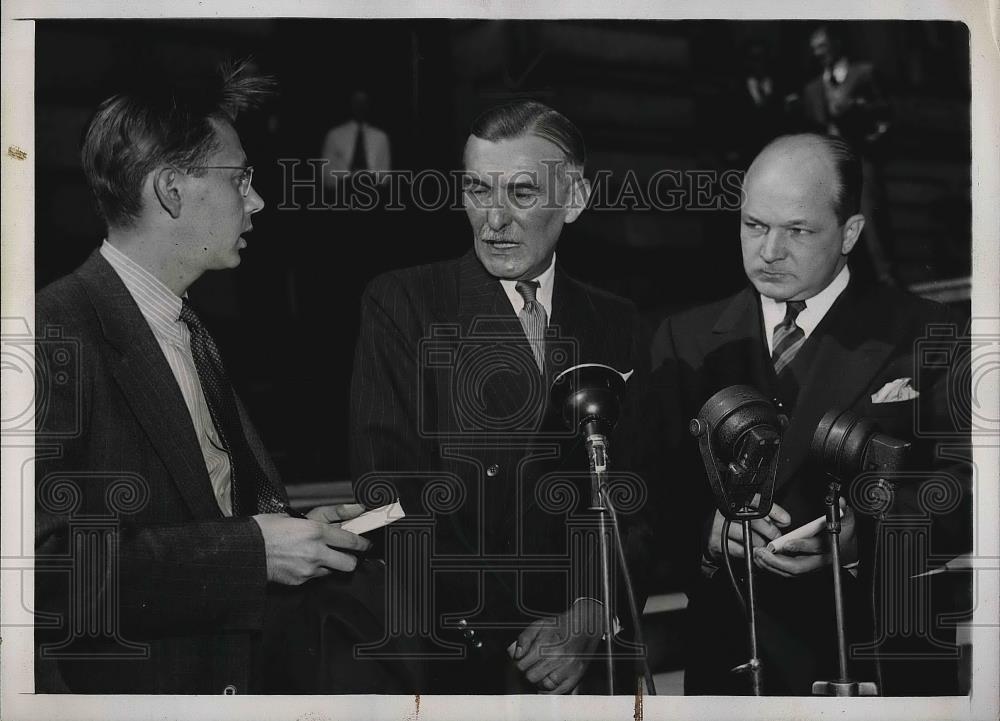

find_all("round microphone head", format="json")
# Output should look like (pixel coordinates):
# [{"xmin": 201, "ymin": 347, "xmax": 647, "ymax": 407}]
[
  {"xmin": 811, "ymin": 409, "xmax": 878, "ymax": 479},
  {"xmin": 698, "ymin": 385, "xmax": 781, "ymax": 462},
  {"xmin": 550, "ymin": 363, "xmax": 627, "ymax": 433}
]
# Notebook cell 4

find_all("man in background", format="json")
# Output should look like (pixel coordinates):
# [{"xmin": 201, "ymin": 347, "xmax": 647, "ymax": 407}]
[
  {"xmin": 804, "ymin": 24, "xmax": 896, "ymax": 286},
  {"xmin": 320, "ymin": 89, "xmax": 392, "ymax": 187}
]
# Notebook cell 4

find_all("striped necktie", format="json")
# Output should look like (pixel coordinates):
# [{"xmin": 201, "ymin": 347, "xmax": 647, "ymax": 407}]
[
  {"xmin": 180, "ymin": 299, "xmax": 288, "ymax": 515},
  {"xmin": 515, "ymin": 280, "xmax": 547, "ymax": 373},
  {"xmin": 771, "ymin": 300, "xmax": 807, "ymax": 376}
]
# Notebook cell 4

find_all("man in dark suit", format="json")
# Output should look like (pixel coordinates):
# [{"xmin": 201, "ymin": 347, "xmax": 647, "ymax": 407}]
[
  {"xmin": 803, "ymin": 24, "xmax": 895, "ymax": 285},
  {"xmin": 350, "ymin": 100, "xmax": 650, "ymax": 694},
  {"xmin": 34, "ymin": 62, "xmax": 388, "ymax": 694},
  {"xmin": 648, "ymin": 133, "xmax": 969, "ymax": 695}
]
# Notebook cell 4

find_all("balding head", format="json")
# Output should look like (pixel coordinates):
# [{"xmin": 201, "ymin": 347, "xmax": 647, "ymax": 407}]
[
  {"xmin": 749, "ymin": 134, "xmax": 861, "ymax": 225},
  {"xmin": 740, "ymin": 134, "xmax": 866, "ymax": 301}
]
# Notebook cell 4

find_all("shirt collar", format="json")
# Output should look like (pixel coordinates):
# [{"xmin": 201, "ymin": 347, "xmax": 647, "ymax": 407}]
[
  {"xmin": 824, "ymin": 58, "xmax": 849, "ymax": 85},
  {"xmin": 500, "ymin": 253, "xmax": 556, "ymax": 320},
  {"xmin": 100, "ymin": 240, "xmax": 186, "ymax": 346},
  {"xmin": 760, "ymin": 264, "xmax": 850, "ymax": 350}
]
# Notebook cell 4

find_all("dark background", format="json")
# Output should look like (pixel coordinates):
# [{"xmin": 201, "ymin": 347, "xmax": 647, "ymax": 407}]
[{"xmin": 35, "ymin": 19, "xmax": 972, "ymax": 486}]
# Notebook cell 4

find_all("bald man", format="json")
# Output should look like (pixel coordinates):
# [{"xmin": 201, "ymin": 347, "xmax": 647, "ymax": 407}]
[{"xmin": 646, "ymin": 134, "xmax": 970, "ymax": 695}]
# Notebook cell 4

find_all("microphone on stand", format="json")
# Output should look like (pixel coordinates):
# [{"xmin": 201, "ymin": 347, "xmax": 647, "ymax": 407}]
[
  {"xmin": 689, "ymin": 385, "xmax": 787, "ymax": 521},
  {"xmin": 689, "ymin": 385, "xmax": 787, "ymax": 696},
  {"xmin": 550, "ymin": 363, "xmax": 654, "ymax": 696},
  {"xmin": 551, "ymin": 363, "xmax": 631, "ymax": 508},
  {"xmin": 808, "ymin": 408, "xmax": 909, "ymax": 697}
]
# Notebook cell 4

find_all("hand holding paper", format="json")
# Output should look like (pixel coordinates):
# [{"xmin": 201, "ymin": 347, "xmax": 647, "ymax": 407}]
[{"xmin": 753, "ymin": 498, "xmax": 857, "ymax": 577}]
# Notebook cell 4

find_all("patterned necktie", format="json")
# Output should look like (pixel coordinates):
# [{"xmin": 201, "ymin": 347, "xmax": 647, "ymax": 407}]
[
  {"xmin": 515, "ymin": 280, "xmax": 547, "ymax": 373},
  {"xmin": 349, "ymin": 124, "xmax": 367, "ymax": 172},
  {"xmin": 771, "ymin": 300, "xmax": 807, "ymax": 376},
  {"xmin": 180, "ymin": 299, "xmax": 286, "ymax": 515}
]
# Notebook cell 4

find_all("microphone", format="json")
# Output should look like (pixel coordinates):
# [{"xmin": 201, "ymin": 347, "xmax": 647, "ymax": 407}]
[
  {"xmin": 688, "ymin": 385, "xmax": 785, "ymax": 696},
  {"xmin": 550, "ymin": 363, "xmax": 632, "ymax": 493},
  {"xmin": 810, "ymin": 409, "xmax": 910, "ymax": 482},
  {"xmin": 807, "ymin": 408, "xmax": 902, "ymax": 697},
  {"xmin": 549, "ymin": 362, "xmax": 657, "ymax": 696},
  {"xmin": 689, "ymin": 385, "xmax": 787, "ymax": 520}
]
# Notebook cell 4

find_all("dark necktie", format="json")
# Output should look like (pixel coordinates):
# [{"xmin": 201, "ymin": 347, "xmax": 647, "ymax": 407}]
[
  {"xmin": 515, "ymin": 280, "xmax": 547, "ymax": 373},
  {"xmin": 349, "ymin": 124, "xmax": 367, "ymax": 172},
  {"xmin": 180, "ymin": 299, "xmax": 286, "ymax": 515},
  {"xmin": 771, "ymin": 300, "xmax": 807, "ymax": 376}
]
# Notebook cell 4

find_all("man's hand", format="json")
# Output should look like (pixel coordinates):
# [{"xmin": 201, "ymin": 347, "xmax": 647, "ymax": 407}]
[
  {"xmin": 706, "ymin": 499, "xmax": 791, "ymax": 562},
  {"xmin": 753, "ymin": 499, "xmax": 857, "ymax": 577},
  {"xmin": 253, "ymin": 511, "xmax": 371, "ymax": 585},
  {"xmin": 511, "ymin": 599, "xmax": 604, "ymax": 694}
]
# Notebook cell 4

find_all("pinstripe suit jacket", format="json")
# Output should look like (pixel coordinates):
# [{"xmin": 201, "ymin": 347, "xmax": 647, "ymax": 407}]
[
  {"xmin": 349, "ymin": 250, "xmax": 649, "ymax": 691},
  {"xmin": 34, "ymin": 250, "xmax": 286, "ymax": 694}
]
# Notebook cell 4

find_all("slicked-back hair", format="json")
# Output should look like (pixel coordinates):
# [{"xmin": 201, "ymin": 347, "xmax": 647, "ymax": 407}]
[
  {"xmin": 81, "ymin": 59, "xmax": 275, "ymax": 229},
  {"xmin": 817, "ymin": 134, "xmax": 862, "ymax": 225},
  {"xmin": 469, "ymin": 100, "xmax": 586, "ymax": 171}
]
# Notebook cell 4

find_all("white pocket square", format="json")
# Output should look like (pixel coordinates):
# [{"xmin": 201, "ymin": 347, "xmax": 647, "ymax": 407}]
[{"xmin": 871, "ymin": 377, "xmax": 919, "ymax": 403}]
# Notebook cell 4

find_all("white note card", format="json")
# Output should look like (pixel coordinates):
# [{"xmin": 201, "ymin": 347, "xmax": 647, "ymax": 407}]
[{"xmin": 340, "ymin": 501, "xmax": 406, "ymax": 535}]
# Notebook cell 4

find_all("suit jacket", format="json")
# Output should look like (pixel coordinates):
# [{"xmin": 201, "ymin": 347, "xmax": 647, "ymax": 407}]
[
  {"xmin": 349, "ymin": 250, "xmax": 650, "ymax": 693},
  {"xmin": 647, "ymin": 278, "xmax": 969, "ymax": 695},
  {"xmin": 802, "ymin": 61, "xmax": 891, "ymax": 150},
  {"xmin": 34, "ymin": 251, "xmax": 287, "ymax": 694}
]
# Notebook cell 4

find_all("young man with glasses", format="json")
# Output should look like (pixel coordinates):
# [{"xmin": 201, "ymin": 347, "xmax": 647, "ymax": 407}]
[{"xmin": 34, "ymin": 61, "xmax": 404, "ymax": 694}]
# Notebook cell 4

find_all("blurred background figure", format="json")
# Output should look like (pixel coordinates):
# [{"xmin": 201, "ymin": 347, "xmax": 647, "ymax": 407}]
[
  {"xmin": 725, "ymin": 41, "xmax": 797, "ymax": 168},
  {"xmin": 320, "ymin": 90, "xmax": 392, "ymax": 187},
  {"xmin": 803, "ymin": 23, "xmax": 896, "ymax": 286}
]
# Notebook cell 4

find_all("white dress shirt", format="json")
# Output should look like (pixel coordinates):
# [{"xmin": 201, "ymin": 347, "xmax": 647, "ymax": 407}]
[
  {"xmin": 823, "ymin": 57, "xmax": 850, "ymax": 86},
  {"xmin": 760, "ymin": 265, "xmax": 850, "ymax": 354},
  {"xmin": 101, "ymin": 240, "xmax": 234, "ymax": 515},
  {"xmin": 320, "ymin": 120, "xmax": 392, "ymax": 176},
  {"xmin": 499, "ymin": 253, "xmax": 556, "ymax": 322}
]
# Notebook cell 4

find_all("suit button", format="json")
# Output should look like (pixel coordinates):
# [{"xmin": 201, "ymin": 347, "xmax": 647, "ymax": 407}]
[
  {"xmin": 223, "ymin": 684, "xmax": 237, "ymax": 695},
  {"xmin": 486, "ymin": 464, "xmax": 500, "ymax": 477}
]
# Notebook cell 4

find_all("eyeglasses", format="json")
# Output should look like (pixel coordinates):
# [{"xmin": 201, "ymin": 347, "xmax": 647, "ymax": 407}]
[{"xmin": 186, "ymin": 165, "xmax": 255, "ymax": 197}]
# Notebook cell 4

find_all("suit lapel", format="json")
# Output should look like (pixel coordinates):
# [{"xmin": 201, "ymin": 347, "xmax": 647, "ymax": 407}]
[
  {"xmin": 455, "ymin": 251, "xmax": 543, "ymax": 428},
  {"xmin": 774, "ymin": 280, "xmax": 897, "ymax": 489},
  {"xmin": 549, "ymin": 266, "xmax": 597, "ymax": 382},
  {"xmin": 76, "ymin": 252, "xmax": 222, "ymax": 519},
  {"xmin": 708, "ymin": 287, "xmax": 773, "ymax": 393}
]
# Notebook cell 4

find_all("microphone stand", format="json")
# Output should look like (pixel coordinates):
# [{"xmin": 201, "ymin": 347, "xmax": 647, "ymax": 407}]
[
  {"xmin": 811, "ymin": 475, "xmax": 878, "ymax": 696},
  {"xmin": 584, "ymin": 429, "xmax": 616, "ymax": 695},
  {"xmin": 722, "ymin": 506, "xmax": 764, "ymax": 696},
  {"xmin": 551, "ymin": 363, "xmax": 655, "ymax": 696},
  {"xmin": 735, "ymin": 512, "xmax": 764, "ymax": 696}
]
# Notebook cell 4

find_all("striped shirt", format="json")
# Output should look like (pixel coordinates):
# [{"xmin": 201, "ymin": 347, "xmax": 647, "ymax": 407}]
[{"xmin": 101, "ymin": 240, "xmax": 233, "ymax": 515}]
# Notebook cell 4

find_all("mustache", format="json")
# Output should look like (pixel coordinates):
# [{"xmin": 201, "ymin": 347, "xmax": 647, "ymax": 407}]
[{"xmin": 479, "ymin": 230, "xmax": 516, "ymax": 243}]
